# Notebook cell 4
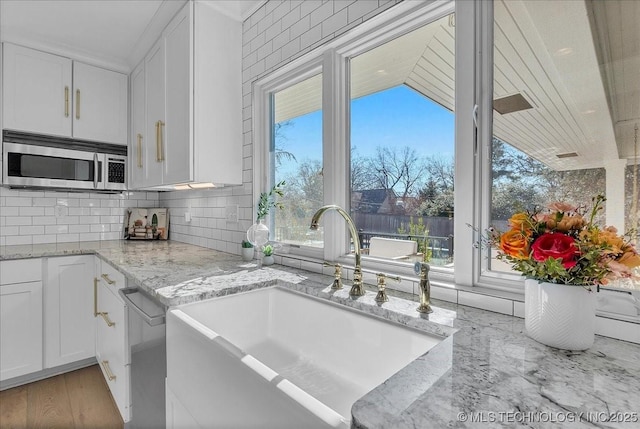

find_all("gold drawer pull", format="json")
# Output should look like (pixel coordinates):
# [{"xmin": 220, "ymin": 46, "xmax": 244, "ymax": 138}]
[
  {"xmin": 155, "ymin": 120, "xmax": 165, "ymax": 162},
  {"xmin": 98, "ymin": 311, "xmax": 115, "ymax": 327},
  {"xmin": 137, "ymin": 133, "xmax": 143, "ymax": 168},
  {"xmin": 76, "ymin": 89, "xmax": 81, "ymax": 119},
  {"xmin": 101, "ymin": 273, "xmax": 116, "ymax": 285},
  {"xmin": 101, "ymin": 360, "xmax": 116, "ymax": 381},
  {"xmin": 64, "ymin": 86, "xmax": 69, "ymax": 117}
]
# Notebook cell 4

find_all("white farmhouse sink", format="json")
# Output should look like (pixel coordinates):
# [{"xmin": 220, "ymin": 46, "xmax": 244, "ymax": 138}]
[{"xmin": 166, "ymin": 286, "xmax": 442, "ymax": 428}]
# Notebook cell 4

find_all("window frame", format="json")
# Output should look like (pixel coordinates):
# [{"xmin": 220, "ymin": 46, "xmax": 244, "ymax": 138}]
[{"xmin": 254, "ymin": 0, "xmax": 463, "ymax": 283}]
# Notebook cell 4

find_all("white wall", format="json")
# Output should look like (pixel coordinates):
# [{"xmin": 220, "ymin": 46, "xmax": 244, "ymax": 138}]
[
  {"xmin": 0, "ymin": 187, "xmax": 159, "ymax": 245},
  {"xmin": 160, "ymin": 0, "xmax": 403, "ymax": 255}
]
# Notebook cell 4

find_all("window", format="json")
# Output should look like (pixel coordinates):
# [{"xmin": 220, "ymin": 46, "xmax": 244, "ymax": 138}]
[
  {"xmin": 270, "ymin": 74, "xmax": 323, "ymax": 249},
  {"xmin": 349, "ymin": 15, "xmax": 455, "ymax": 268},
  {"xmin": 480, "ymin": 0, "xmax": 640, "ymax": 293}
]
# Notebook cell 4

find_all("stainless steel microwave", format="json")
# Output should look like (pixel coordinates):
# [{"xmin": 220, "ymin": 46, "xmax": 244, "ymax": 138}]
[{"xmin": 2, "ymin": 130, "xmax": 126, "ymax": 191}]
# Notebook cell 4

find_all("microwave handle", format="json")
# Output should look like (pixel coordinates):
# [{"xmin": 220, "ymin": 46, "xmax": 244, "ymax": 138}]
[{"xmin": 93, "ymin": 153, "xmax": 99, "ymax": 189}]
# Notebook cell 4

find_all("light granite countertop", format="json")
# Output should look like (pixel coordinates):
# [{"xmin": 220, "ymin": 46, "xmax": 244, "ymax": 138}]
[{"xmin": 1, "ymin": 240, "xmax": 639, "ymax": 428}]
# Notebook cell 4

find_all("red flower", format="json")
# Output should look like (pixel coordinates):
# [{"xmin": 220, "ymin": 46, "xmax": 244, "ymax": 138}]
[{"xmin": 531, "ymin": 233, "xmax": 578, "ymax": 269}]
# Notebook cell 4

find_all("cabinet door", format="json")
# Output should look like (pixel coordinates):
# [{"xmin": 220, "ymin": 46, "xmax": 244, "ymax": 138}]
[
  {"xmin": 2, "ymin": 43, "xmax": 72, "ymax": 137},
  {"xmin": 0, "ymin": 281, "xmax": 43, "ymax": 381},
  {"xmin": 129, "ymin": 62, "xmax": 146, "ymax": 189},
  {"xmin": 144, "ymin": 40, "xmax": 165, "ymax": 187},
  {"xmin": 95, "ymin": 281, "xmax": 130, "ymax": 422},
  {"xmin": 73, "ymin": 62, "xmax": 128, "ymax": 145},
  {"xmin": 44, "ymin": 255, "xmax": 96, "ymax": 368},
  {"xmin": 164, "ymin": 6, "xmax": 192, "ymax": 185}
]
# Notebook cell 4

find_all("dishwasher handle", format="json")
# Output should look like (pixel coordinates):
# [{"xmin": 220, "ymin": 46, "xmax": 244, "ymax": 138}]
[{"xmin": 119, "ymin": 287, "xmax": 166, "ymax": 327}]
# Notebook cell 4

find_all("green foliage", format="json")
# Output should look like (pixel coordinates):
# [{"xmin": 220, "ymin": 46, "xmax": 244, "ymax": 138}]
[
  {"xmin": 241, "ymin": 240, "xmax": 253, "ymax": 248},
  {"xmin": 257, "ymin": 181, "xmax": 286, "ymax": 220},
  {"xmin": 397, "ymin": 216, "xmax": 432, "ymax": 261},
  {"xmin": 262, "ymin": 244, "xmax": 273, "ymax": 256}
]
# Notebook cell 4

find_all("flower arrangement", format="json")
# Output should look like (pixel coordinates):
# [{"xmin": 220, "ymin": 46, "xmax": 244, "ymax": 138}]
[{"xmin": 491, "ymin": 195, "xmax": 640, "ymax": 286}]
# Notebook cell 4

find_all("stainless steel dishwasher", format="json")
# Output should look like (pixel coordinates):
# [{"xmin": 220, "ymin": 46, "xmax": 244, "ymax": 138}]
[{"xmin": 119, "ymin": 288, "xmax": 167, "ymax": 429}]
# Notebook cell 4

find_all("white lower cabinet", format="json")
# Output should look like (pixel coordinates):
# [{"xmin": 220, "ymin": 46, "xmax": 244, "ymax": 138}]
[
  {"xmin": 44, "ymin": 255, "xmax": 96, "ymax": 368},
  {"xmin": 0, "ymin": 259, "xmax": 43, "ymax": 381},
  {"xmin": 95, "ymin": 259, "xmax": 131, "ymax": 423},
  {"xmin": 166, "ymin": 381, "xmax": 198, "ymax": 429}
]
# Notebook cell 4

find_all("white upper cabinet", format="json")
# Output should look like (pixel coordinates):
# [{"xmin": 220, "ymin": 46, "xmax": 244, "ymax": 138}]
[
  {"xmin": 129, "ymin": 1, "xmax": 242, "ymax": 189},
  {"xmin": 2, "ymin": 43, "xmax": 128, "ymax": 145},
  {"xmin": 2, "ymin": 43, "xmax": 72, "ymax": 137},
  {"xmin": 72, "ymin": 62, "xmax": 128, "ymax": 145},
  {"xmin": 129, "ymin": 61, "xmax": 146, "ymax": 190},
  {"xmin": 163, "ymin": 6, "xmax": 191, "ymax": 186},
  {"xmin": 144, "ymin": 40, "xmax": 166, "ymax": 187}
]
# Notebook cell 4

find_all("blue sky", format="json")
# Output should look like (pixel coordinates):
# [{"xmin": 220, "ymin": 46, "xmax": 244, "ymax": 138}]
[{"xmin": 274, "ymin": 84, "xmax": 454, "ymax": 178}]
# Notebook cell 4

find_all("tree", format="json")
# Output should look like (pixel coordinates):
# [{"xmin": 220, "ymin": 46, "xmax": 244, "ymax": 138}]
[
  {"xmin": 369, "ymin": 146, "xmax": 425, "ymax": 200},
  {"xmin": 273, "ymin": 120, "xmax": 296, "ymax": 167}
]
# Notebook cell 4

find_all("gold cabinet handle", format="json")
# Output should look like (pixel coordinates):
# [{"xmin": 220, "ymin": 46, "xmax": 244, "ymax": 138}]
[
  {"xmin": 75, "ymin": 89, "xmax": 81, "ymax": 120},
  {"xmin": 156, "ymin": 120, "xmax": 165, "ymax": 162},
  {"xmin": 101, "ymin": 273, "xmax": 115, "ymax": 285},
  {"xmin": 94, "ymin": 277, "xmax": 115, "ymax": 327},
  {"xmin": 137, "ymin": 134, "xmax": 143, "ymax": 168},
  {"xmin": 101, "ymin": 360, "xmax": 117, "ymax": 381},
  {"xmin": 99, "ymin": 312, "xmax": 115, "ymax": 327},
  {"xmin": 64, "ymin": 86, "xmax": 70, "ymax": 117},
  {"xmin": 94, "ymin": 277, "xmax": 99, "ymax": 316}
]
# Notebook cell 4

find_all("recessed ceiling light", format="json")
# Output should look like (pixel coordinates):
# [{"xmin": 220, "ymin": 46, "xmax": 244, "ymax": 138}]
[
  {"xmin": 555, "ymin": 47, "xmax": 573, "ymax": 56},
  {"xmin": 556, "ymin": 152, "xmax": 579, "ymax": 159}
]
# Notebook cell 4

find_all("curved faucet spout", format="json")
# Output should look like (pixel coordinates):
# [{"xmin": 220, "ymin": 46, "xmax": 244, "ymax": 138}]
[{"xmin": 310, "ymin": 205, "xmax": 364, "ymax": 296}]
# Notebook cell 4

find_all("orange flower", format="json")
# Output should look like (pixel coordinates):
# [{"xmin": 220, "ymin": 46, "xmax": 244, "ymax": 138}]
[
  {"xmin": 555, "ymin": 214, "xmax": 585, "ymax": 232},
  {"xmin": 500, "ymin": 229, "xmax": 530, "ymax": 260},
  {"xmin": 547, "ymin": 202, "xmax": 576, "ymax": 213},
  {"xmin": 619, "ymin": 250, "xmax": 640, "ymax": 269},
  {"xmin": 508, "ymin": 212, "xmax": 531, "ymax": 231}
]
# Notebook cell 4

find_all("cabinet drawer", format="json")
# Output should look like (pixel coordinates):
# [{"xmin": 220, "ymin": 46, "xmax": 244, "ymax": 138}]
[
  {"xmin": 96, "ymin": 354, "xmax": 130, "ymax": 422},
  {"xmin": 99, "ymin": 260, "xmax": 126, "ymax": 291},
  {"xmin": 0, "ymin": 259, "xmax": 42, "ymax": 284},
  {"xmin": 96, "ymin": 283, "xmax": 128, "ymax": 365}
]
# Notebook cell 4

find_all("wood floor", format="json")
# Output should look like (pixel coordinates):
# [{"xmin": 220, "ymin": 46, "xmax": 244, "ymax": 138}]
[{"xmin": 0, "ymin": 365, "xmax": 123, "ymax": 429}]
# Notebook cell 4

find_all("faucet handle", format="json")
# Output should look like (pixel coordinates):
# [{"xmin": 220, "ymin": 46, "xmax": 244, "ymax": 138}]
[
  {"xmin": 323, "ymin": 261, "xmax": 343, "ymax": 290},
  {"xmin": 375, "ymin": 273, "xmax": 401, "ymax": 303}
]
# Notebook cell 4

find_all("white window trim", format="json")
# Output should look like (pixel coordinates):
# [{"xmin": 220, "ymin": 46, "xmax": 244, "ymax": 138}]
[{"xmin": 253, "ymin": 0, "xmax": 459, "ymax": 279}]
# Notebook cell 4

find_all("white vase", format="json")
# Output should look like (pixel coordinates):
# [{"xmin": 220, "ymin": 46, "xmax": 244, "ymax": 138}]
[
  {"xmin": 262, "ymin": 255, "xmax": 274, "ymax": 266},
  {"xmin": 246, "ymin": 220, "xmax": 269, "ymax": 248},
  {"xmin": 241, "ymin": 247, "xmax": 254, "ymax": 262},
  {"xmin": 524, "ymin": 279, "xmax": 596, "ymax": 351}
]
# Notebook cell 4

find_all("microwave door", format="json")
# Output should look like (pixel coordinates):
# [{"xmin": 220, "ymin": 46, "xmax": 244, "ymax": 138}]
[{"xmin": 3, "ymin": 142, "xmax": 103, "ymax": 190}]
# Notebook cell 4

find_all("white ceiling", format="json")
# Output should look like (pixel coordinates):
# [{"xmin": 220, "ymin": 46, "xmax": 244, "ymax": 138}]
[
  {"xmin": 275, "ymin": 0, "xmax": 640, "ymax": 171},
  {"xmin": 0, "ymin": 0, "xmax": 265, "ymax": 72}
]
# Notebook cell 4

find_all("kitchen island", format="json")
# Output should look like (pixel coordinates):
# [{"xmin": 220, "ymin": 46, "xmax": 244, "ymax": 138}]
[{"xmin": 1, "ymin": 240, "xmax": 639, "ymax": 428}]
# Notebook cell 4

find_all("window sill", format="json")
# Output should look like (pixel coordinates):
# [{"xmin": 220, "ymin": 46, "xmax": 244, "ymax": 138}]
[{"xmin": 271, "ymin": 251, "xmax": 640, "ymax": 344}]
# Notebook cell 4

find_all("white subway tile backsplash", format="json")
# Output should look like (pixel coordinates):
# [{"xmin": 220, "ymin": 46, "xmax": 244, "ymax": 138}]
[
  {"xmin": 1, "ymin": 188, "xmax": 159, "ymax": 245},
  {"xmin": 19, "ymin": 207, "xmax": 45, "ymax": 216},
  {"xmin": 19, "ymin": 226, "xmax": 45, "ymax": 235},
  {"xmin": 458, "ymin": 291, "xmax": 513, "ymax": 316},
  {"xmin": 347, "ymin": 0, "xmax": 380, "ymax": 22},
  {"xmin": 6, "ymin": 217, "xmax": 32, "ymax": 226},
  {"xmin": 322, "ymin": 7, "xmax": 348, "ymax": 37},
  {"xmin": 309, "ymin": 1, "xmax": 333, "ymax": 27},
  {"xmin": 6, "ymin": 235, "xmax": 32, "ymax": 246}
]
